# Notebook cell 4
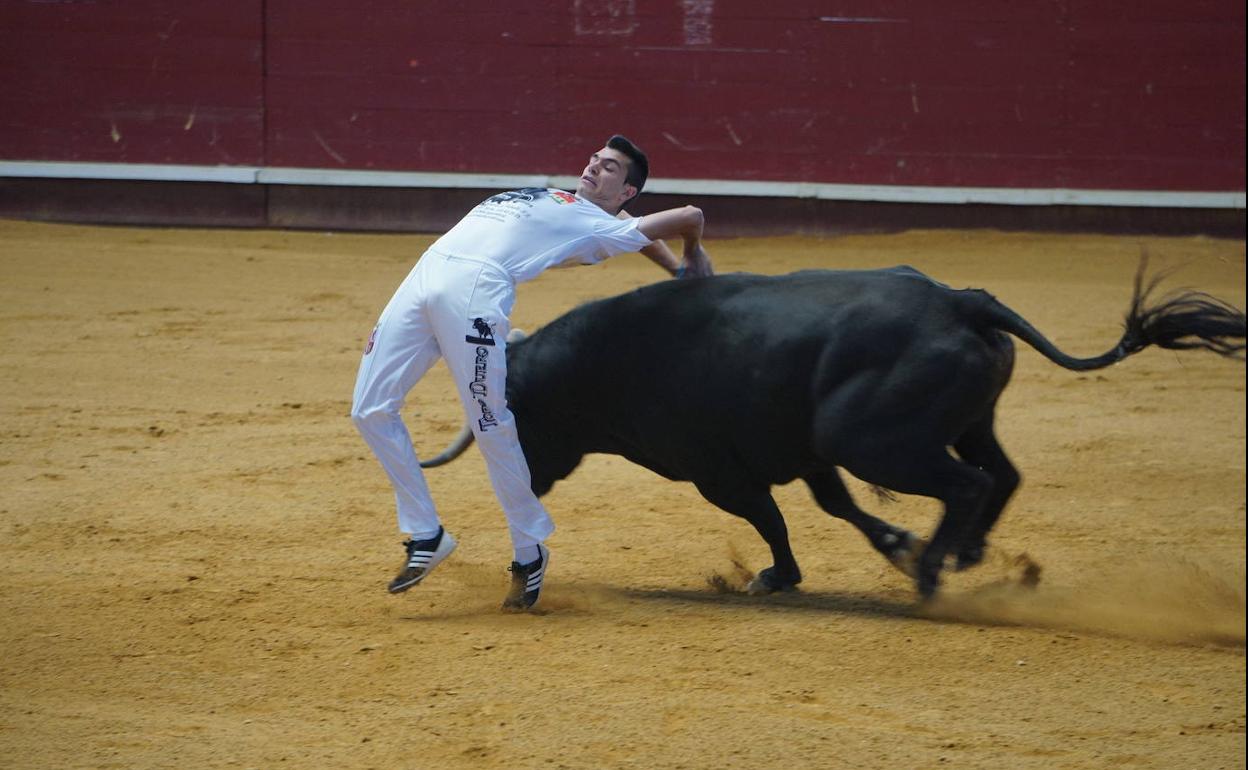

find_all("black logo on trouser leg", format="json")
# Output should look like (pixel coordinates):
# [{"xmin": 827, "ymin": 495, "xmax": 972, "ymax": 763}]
[
  {"xmin": 465, "ymin": 317, "xmax": 496, "ymax": 346},
  {"xmin": 476, "ymin": 398, "xmax": 499, "ymax": 433},
  {"xmin": 468, "ymin": 344, "xmax": 499, "ymax": 432}
]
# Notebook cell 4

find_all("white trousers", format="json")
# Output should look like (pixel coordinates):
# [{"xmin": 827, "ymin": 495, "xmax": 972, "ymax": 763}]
[{"xmin": 350, "ymin": 251, "xmax": 554, "ymax": 549}]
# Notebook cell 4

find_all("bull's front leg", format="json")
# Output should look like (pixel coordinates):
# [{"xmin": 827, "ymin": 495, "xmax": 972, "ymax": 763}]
[
  {"xmin": 747, "ymin": 526, "xmax": 802, "ymax": 594},
  {"xmin": 695, "ymin": 479, "xmax": 802, "ymax": 594}
]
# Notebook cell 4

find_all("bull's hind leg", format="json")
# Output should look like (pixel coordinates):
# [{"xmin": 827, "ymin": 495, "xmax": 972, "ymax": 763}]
[
  {"xmin": 841, "ymin": 450, "xmax": 994, "ymax": 598},
  {"xmin": 950, "ymin": 415, "xmax": 1020, "ymax": 571},
  {"xmin": 803, "ymin": 470, "xmax": 921, "ymax": 577},
  {"xmin": 694, "ymin": 475, "xmax": 801, "ymax": 594}
]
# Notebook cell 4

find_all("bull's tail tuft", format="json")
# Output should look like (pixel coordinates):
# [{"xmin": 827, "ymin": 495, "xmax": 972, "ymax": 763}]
[
  {"xmin": 1121, "ymin": 262, "xmax": 1246, "ymax": 360},
  {"xmin": 976, "ymin": 257, "xmax": 1245, "ymax": 371}
]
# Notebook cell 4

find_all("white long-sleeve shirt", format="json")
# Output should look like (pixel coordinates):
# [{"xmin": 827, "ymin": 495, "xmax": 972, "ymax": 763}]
[{"xmin": 430, "ymin": 188, "xmax": 653, "ymax": 284}]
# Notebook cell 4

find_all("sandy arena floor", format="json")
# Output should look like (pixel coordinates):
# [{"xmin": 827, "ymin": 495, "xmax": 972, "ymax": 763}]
[{"xmin": 0, "ymin": 218, "xmax": 1244, "ymax": 769}]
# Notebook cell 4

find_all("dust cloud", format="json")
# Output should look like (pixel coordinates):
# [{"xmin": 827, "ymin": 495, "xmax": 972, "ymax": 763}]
[
  {"xmin": 929, "ymin": 555, "xmax": 1246, "ymax": 647},
  {"xmin": 706, "ymin": 542, "xmax": 1244, "ymax": 648}
]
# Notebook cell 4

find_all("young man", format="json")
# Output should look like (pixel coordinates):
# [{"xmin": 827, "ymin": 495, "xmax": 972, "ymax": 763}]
[{"xmin": 351, "ymin": 135, "xmax": 712, "ymax": 610}]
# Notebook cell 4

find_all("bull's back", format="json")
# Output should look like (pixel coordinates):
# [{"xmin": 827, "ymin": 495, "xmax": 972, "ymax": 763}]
[
  {"xmin": 594, "ymin": 268, "xmax": 962, "ymax": 401},
  {"xmin": 510, "ymin": 268, "xmax": 993, "ymax": 482}
]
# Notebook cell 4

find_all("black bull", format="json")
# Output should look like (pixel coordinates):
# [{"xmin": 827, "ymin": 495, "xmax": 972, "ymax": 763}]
[{"xmin": 422, "ymin": 266, "xmax": 1245, "ymax": 598}]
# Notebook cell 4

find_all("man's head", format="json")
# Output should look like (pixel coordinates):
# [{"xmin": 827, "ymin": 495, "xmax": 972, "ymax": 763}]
[{"xmin": 575, "ymin": 134, "xmax": 649, "ymax": 213}]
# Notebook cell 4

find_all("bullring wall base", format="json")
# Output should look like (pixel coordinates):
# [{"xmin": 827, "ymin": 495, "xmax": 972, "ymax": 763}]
[{"xmin": 1, "ymin": 177, "xmax": 1243, "ymax": 239}]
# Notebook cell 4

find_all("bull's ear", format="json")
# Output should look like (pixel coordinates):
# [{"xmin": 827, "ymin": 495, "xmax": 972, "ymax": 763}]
[{"xmin": 507, "ymin": 328, "xmax": 528, "ymax": 343}]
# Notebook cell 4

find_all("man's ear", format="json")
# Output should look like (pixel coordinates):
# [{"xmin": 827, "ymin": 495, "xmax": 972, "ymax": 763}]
[{"xmin": 619, "ymin": 184, "xmax": 638, "ymax": 208}]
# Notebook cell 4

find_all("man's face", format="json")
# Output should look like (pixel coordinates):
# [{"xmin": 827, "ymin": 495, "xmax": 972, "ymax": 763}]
[{"xmin": 575, "ymin": 146, "xmax": 637, "ymax": 212}]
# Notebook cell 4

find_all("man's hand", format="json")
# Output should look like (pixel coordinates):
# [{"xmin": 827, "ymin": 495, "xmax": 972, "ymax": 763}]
[
  {"xmin": 637, "ymin": 205, "xmax": 713, "ymax": 279},
  {"xmin": 680, "ymin": 242, "xmax": 714, "ymax": 278}
]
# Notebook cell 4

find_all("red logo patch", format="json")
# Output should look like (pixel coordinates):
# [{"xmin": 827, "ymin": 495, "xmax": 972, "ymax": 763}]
[{"xmin": 551, "ymin": 190, "xmax": 576, "ymax": 204}]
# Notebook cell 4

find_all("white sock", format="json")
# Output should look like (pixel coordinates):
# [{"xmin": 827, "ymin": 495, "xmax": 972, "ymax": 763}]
[
  {"xmin": 406, "ymin": 527, "xmax": 441, "ymax": 543},
  {"xmin": 513, "ymin": 544, "xmax": 541, "ymax": 565}
]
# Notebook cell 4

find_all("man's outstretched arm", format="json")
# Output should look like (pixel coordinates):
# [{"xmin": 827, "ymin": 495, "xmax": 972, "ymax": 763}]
[{"xmin": 618, "ymin": 206, "xmax": 713, "ymax": 278}]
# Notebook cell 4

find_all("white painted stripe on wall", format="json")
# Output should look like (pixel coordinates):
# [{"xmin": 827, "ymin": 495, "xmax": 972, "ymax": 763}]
[
  {"xmin": 2, "ymin": 160, "xmax": 1244, "ymax": 209},
  {"xmin": 1, "ymin": 161, "xmax": 260, "ymax": 184},
  {"xmin": 259, "ymin": 166, "xmax": 563, "ymax": 190}
]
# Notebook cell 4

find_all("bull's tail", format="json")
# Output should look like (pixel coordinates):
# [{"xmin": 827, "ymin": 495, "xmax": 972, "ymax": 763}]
[
  {"xmin": 419, "ymin": 424, "xmax": 474, "ymax": 468},
  {"xmin": 972, "ymin": 260, "xmax": 1246, "ymax": 371}
]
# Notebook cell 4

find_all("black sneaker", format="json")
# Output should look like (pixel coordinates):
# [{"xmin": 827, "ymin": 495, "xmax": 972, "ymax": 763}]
[
  {"xmin": 502, "ymin": 544, "xmax": 549, "ymax": 610},
  {"xmin": 387, "ymin": 527, "xmax": 457, "ymax": 594}
]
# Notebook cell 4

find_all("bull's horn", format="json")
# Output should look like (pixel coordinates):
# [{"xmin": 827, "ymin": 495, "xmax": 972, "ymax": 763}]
[
  {"xmin": 507, "ymin": 327, "xmax": 528, "ymax": 342},
  {"xmin": 419, "ymin": 424, "xmax": 474, "ymax": 468}
]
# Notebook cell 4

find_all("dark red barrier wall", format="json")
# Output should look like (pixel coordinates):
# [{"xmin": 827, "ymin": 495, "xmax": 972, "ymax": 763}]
[
  {"xmin": 2, "ymin": 0, "xmax": 1244, "ymax": 192},
  {"xmin": 0, "ymin": 1, "xmax": 264, "ymax": 165}
]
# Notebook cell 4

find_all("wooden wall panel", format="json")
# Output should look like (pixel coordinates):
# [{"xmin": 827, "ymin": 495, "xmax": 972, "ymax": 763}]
[
  {"xmin": 1, "ymin": 0, "xmax": 1242, "ymax": 192},
  {"xmin": 0, "ymin": 0, "xmax": 264, "ymax": 165}
]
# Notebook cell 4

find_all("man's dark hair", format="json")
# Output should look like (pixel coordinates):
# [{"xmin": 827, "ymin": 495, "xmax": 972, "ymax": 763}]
[{"xmin": 607, "ymin": 134, "xmax": 648, "ymax": 208}]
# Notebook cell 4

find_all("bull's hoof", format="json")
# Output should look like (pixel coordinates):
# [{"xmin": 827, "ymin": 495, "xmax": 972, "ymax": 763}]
[
  {"xmin": 882, "ymin": 530, "xmax": 924, "ymax": 579},
  {"xmin": 917, "ymin": 575, "xmax": 940, "ymax": 602},
  {"xmin": 954, "ymin": 543, "xmax": 985, "ymax": 572},
  {"xmin": 916, "ymin": 556, "xmax": 943, "ymax": 601},
  {"xmin": 745, "ymin": 567, "xmax": 800, "ymax": 595}
]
